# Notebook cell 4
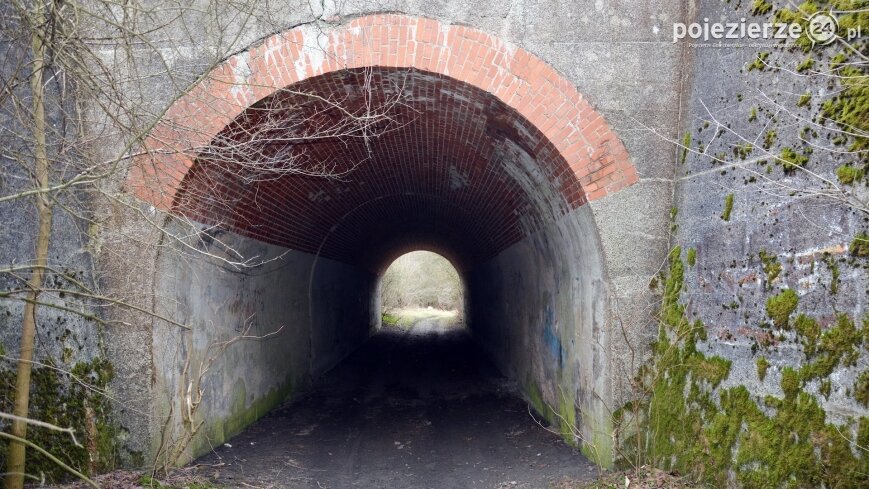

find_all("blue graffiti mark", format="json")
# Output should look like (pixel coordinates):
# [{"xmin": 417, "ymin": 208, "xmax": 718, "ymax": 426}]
[{"xmin": 542, "ymin": 303, "xmax": 563, "ymax": 369}]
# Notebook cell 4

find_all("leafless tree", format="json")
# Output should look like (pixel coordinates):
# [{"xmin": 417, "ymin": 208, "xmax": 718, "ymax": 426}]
[{"xmin": 0, "ymin": 1, "xmax": 406, "ymax": 487}]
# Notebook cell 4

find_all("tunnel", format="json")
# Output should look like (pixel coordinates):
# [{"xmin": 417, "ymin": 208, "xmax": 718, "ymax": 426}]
[{"xmin": 130, "ymin": 14, "xmax": 638, "ymax": 469}]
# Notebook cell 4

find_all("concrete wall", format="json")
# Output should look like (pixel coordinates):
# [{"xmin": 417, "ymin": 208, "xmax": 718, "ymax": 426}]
[
  {"xmin": 676, "ymin": 0, "xmax": 866, "ymax": 429},
  {"xmin": 468, "ymin": 205, "xmax": 612, "ymax": 465},
  {"xmin": 149, "ymin": 223, "xmax": 374, "ymax": 464}
]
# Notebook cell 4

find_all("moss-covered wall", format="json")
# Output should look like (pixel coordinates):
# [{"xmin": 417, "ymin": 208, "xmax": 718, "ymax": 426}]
[
  {"xmin": 618, "ymin": 247, "xmax": 867, "ymax": 486},
  {"xmin": 616, "ymin": 0, "xmax": 868, "ymax": 484},
  {"xmin": 0, "ymin": 355, "xmax": 119, "ymax": 483}
]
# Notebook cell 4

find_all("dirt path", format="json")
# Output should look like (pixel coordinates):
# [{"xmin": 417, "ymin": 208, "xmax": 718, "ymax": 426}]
[{"xmin": 191, "ymin": 319, "xmax": 598, "ymax": 488}]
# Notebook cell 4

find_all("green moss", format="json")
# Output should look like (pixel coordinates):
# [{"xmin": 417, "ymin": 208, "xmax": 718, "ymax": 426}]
[
  {"xmin": 748, "ymin": 106, "xmax": 758, "ymax": 122},
  {"xmin": 794, "ymin": 314, "xmax": 821, "ymax": 356},
  {"xmin": 778, "ymin": 147, "xmax": 809, "ymax": 173},
  {"xmin": 819, "ymin": 379, "xmax": 831, "ymax": 399},
  {"xmin": 762, "ymin": 130, "xmax": 777, "ymax": 150},
  {"xmin": 686, "ymin": 248, "xmax": 697, "ymax": 267},
  {"xmin": 734, "ymin": 142, "xmax": 753, "ymax": 160},
  {"xmin": 855, "ymin": 371, "xmax": 869, "ymax": 407},
  {"xmin": 796, "ymin": 57, "xmax": 814, "ymax": 72},
  {"xmin": 821, "ymin": 64, "xmax": 868, "ymax": 153},
  {"xmin": 0, "ymin": 357, "xmax": 118, "ymax": 483},
  {"xmin": 756, "ymin": 356, "xmax": 769, "ymax": 381},
  {"xmin": 194, "ymin": 378, "xmax": 295, "ymax": 464},
  {"xmin": 618, "ymin": 236, "xmax": 869, "ymax": 487},
  {"xmin": 680, "ymin": 132, "xmax": 691, "ymax": 165},
  {"xmin": 851, "ymin": 232, "xmax": 869, "ymax": 257},
  {"xmin": 751, "ymin": 0, "xmax": 773, "ymax": 15},
  {"xmin": 837, "ymin": 164, "xmax": 865, "ymax": 185},
  {"xmin": 797, "ymin": 92, "xmax": 812, "ymax": 107},
  {"xmin": 721, "ymin": 193, "xmax": 734, "ymax": 221},
  {"xmin": 748, "ymin": 51, "xmax": 770, "ymax": 71},
  {"xmin": 799, "ymin": 314, "xmax": 861, "ymax": 383},
  {"xmin": 758, "ymin": 249, "xmax": 781, "ymax": 288},
  {"xmin": 780, "ymin": 367, "xmax": 800, "ymax": 400},
  {"xmin": 765, "ymin": 289, "xmax": 799, "ymax": 329},
  {"xmin": 774, "ymin": 2, "xmax": 821, "ymax": 51}
]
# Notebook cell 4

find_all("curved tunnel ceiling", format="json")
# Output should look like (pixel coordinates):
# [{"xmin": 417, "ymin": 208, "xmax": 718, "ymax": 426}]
[{"xmin": 174, "ymin": 68, "xmax": 582, "ymax": 271}]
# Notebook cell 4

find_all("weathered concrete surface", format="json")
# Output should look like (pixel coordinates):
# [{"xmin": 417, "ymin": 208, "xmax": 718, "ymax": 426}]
[
  {"xmin": 468, "ymin": 205, "xmax": 613, "ymax": 465},
  {"xmin": 150, "ymin": 223, "xmax": 374, "ymax": 465},
  {"xmin": 675, "ymin": 0, "xmax": 867, "ymax": 425}
]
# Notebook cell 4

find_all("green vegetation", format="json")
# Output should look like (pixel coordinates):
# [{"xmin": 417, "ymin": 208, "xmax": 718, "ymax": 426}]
[
  {"xmin": 796, "ymin": 57, "xmax": 814, "ymax": 72},
  {"xmin": 756, "ymin": 356, "xmax": 769, "ymax": 381},
  {"xmin": 617, "ymin": 247, "xmax": 868, "ymax": 487},
  {"xmin": 381, "ymin": 308, "xmax": 458, "ymax": 330},
  {"xmin": 856, "ymin": 371, "xmax": 869, "ymax": 407},
  {"xmin": 758, "ymin": 249, "xmax": 781, "ymax": 288},
  {"xmin": 762, "ymin": 130, "xmax": 776, "ymax": 150},
  {"xmin": 799, "ymin": 314, "xmax": 861, "ymax": 382},
  {"xmin": 733, "ymin": 142, "xmax": 753, "ymax": 160},
  {"xmin": 680, "ymin": 132, "xmax": 691, "ymax": 164},
  {"xmin": 748, "ymin": 106, "xmax": 758, "ymax": 122},
  {"xmin": 778, "ymin": 147, "xmax": 809, "ymax": 173},
  {"xmin": 0, "ymin": 357, "xmax": 118, "ymax": 483},
  {"xmin": 765, "ymin": 289, "xmax": 799, "ymax": 329},
  {"xmin": 756, "ymin": 0, "xmax": 868, "ymax": 153},
  {"xmin": 686, "ymin": 248, "xmax": 697, "ymax": 267},
  {"xmin": 821, "ymin": 63, "xmax": 869, "ymax": 152},
  {"xmin": 721, "ymin": 193, "xmax": 734, "ymax": 221},
  {"xmin": 381, "ymin": 312, "xmax": 400, "ymax": 327},
  {"xmin": 751, "ymin": 0, "xmax": 773, "ymax": 15},
  {"xmin": 797, "ymin": 92, "xmax": 812, "ymax": 107},
  {"xmin": 747, "ymin": 52, "xmax": 770, "ymax": 71},
  {"xmin": 794, "ymin": 314, "xmax": 821, "ymax": 356},
  {"xmin": 836, "ymin": 164, "xmax": 865, "ymax": 185},
  {"xmin": 851, "ymin": 232, "xmax": 869, "ymax": 257}
]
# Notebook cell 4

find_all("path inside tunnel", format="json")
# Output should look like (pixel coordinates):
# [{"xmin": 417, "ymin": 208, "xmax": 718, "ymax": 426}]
[{"xmin": 191, "ymin": 318, "xmax": 598, "ymax": 488}]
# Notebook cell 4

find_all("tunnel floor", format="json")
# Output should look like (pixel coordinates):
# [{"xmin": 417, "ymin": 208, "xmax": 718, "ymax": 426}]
[{"xmin": 192, "ymin": 318, "xmax": 598, "ymax": 488}]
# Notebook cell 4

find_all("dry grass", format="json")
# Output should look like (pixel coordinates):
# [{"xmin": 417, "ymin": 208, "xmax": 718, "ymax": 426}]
[
  {"xmin": 54, "ymin": 468, "xmax": 220, "ymax": 489},
  {"xmin": 381, "ymin": 307, "xmax": 459, "ymax": 329},
  {"xmin": 552, "ymin": 466, "xmax": 702, "ymax": 489}
]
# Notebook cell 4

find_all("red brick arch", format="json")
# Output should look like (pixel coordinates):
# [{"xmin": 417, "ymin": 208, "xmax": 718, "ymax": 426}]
[{"xmin": 129, "ymin": 13, "xmax": 637, "ymax": 211}]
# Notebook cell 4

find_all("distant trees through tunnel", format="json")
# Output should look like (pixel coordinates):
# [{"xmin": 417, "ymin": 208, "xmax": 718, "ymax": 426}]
[{"xmin": 379, "ymin": 251, "xmax": 464, "ymax": 329}]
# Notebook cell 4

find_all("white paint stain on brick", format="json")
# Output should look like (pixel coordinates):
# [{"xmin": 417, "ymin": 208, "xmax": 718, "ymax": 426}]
[
  {"xmin": 294, "ymin": 26, "xmax": 329, "ymax": 81},
  {"xmin": 230, "ymin": 51, "xmax": 253, "ymax": 104}
]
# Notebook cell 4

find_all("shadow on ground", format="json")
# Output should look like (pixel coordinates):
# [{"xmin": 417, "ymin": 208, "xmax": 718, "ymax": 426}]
[{"xmin": 192, "ymin": 317, "xmax": 598, "ymax": 488}]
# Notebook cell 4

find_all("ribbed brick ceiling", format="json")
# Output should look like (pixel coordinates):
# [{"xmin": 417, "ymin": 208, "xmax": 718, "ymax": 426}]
[{"xmin": 174, "ymin": 68, "xmax": 583, "ymax": 271}]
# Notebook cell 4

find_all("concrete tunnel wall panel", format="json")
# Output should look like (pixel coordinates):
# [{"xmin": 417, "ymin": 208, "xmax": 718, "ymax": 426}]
[
  {"xmin": 151, "ymin": 226, "xmax": 373, "ymax": 462},
  {"xmin": 469, "ymin": 205, "xmax": 611, "ymax": 463}
]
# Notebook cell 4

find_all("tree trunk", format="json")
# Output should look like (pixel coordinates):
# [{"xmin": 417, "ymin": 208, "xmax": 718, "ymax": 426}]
[{"xmin": 5, "ymin": 2, "xmax": 53, "ymax": 488}]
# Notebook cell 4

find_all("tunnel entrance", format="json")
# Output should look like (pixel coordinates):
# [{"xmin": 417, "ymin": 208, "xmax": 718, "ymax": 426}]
[{"xmin": 136, "ymin": 14, "xmax": 639, "ymax": 470}]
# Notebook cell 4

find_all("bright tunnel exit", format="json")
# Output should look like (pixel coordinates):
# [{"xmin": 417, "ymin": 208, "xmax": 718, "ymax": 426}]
[{"xmin": 379, "ymin": 251, "xmax": 465, "ymax": 331}]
